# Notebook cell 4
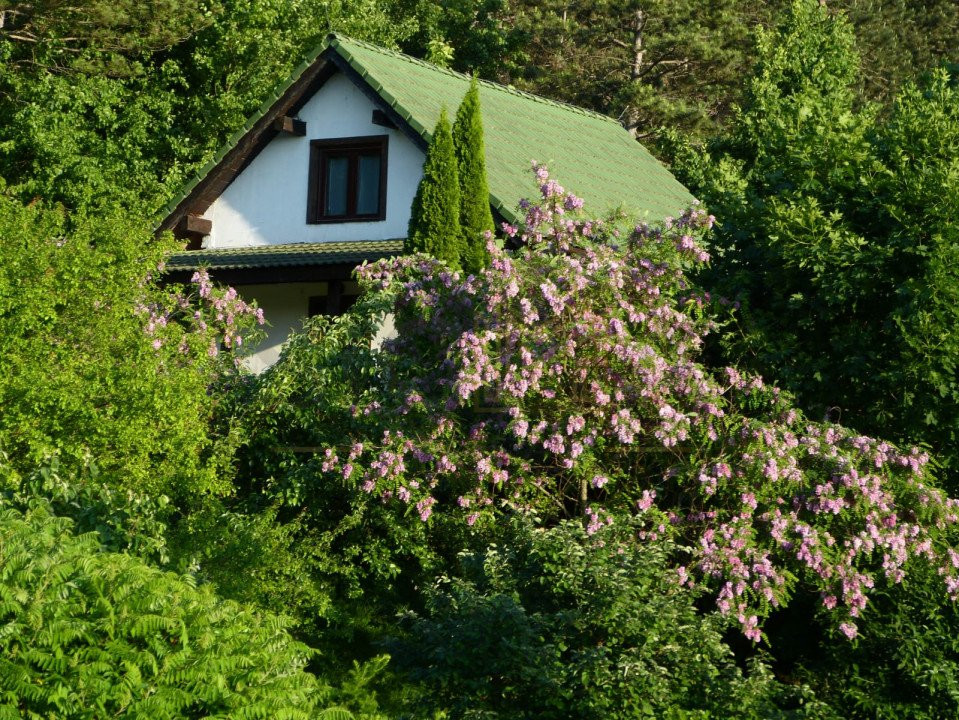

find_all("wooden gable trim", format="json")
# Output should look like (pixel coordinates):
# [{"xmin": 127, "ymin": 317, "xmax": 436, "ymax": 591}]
[
  {"xmin": 175, "ymin": 214, "xmax": 213, "ymax": 250},
  {"xmin": 371, "ymin": 108, "xmax": 398, "ymax": 129},
  {"xmin": 158, "ymin": 58, "xmax": 339, "ymax": 237}
]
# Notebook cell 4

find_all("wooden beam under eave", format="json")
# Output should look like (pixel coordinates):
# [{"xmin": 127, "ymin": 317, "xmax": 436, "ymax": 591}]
[
  {"xmin": 175, "ymin": 214, "xmax": 212, "ymax": 249},
  {"xmin": 273, "ymin": 116, "xmax": 307, "ymax": 136},
  {"xmin": 371, "ymin": 109, "xmax": 397, "ymax": 129}
]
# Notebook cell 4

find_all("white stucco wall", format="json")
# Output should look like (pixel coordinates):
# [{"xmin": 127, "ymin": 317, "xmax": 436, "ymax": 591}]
[
  {"xmin": 205, "ymin": 72, "xmax": 424, "ymax": 248},
  {"xmin": 238, "ymin": 282, "xmax": 393, "ymax": 373},
  {"xmin": 239, "ymin": 282, "xmax": 329, "ymax": 373}
]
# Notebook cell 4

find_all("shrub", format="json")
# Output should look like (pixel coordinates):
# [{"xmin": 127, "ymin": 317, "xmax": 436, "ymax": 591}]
[
  {"xmin": 392, "ymin": 516, "xmax": 825, "ymax": 718},
  {"xmin": 0, "ymin": 195, "xmax": 261, "ymax": 503}
]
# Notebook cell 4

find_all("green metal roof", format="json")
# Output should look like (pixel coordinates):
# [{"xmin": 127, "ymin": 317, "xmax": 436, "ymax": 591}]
[
  {"xmin": 329, "ymin": 35, "xmax": 694, "ymax": 222},
  {"xmin": 160, "ymin": 34, "xmax": 694, "ymax": 229},
  {"xmin": 165, "ymin": 240, "xmax": 404, "ymax": 271}
]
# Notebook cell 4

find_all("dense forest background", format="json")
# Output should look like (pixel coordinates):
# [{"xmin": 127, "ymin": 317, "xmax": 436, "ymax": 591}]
[
  {"xmin": 2, "ymin": 0, "xmax": 959, "ymax": 717},
  {"xmin": 2, "ymin": 0, "xmax": 956, "ymax": 212}
]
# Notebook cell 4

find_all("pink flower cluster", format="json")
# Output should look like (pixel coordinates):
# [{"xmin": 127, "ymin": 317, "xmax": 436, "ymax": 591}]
[{"xmin": 139, "ymin": 268, "xmax": 265, "ymax": 367}]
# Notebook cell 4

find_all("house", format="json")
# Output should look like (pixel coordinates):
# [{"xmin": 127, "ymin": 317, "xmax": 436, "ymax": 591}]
[{"xmin": 160, "ymin": 34, "xmax": 695, "ymax": 371}]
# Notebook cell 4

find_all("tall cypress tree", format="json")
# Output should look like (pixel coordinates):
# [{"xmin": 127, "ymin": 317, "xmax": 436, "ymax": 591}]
[
  {"xmin": 453, "ymin": 77, "xmax": 495, "ymax": 275},
  {"xmin": 407, "ymin": 107, "xmax": 463, "ymax": 270}
]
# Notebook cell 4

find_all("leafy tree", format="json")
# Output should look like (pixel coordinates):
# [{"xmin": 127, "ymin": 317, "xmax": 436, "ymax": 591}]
[
  {"xmin": 0, "ymin": 195, "xmax": 260, "ymax": 504},
  {"xmin": 0, "ymin": 501, "xmax": 323, "ymax": 719},
  {"xmin": 667, "ymin": 1, "xmax": 959, "ymax": 485},
  {"xmin": 407, "ymin": 107, "xmax": 464, "ymax": 269},
  {"xmin": 452, "ymin": 76, "xmax": 495, "ymax": 274},
  {"xmin": 425, "ymin": 0, "xmax": 956, "ymax": 142}
]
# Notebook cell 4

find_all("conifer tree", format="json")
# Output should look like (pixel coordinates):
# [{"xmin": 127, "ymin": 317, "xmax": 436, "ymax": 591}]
[
  {"xmin": 453, "ymin": 77, "xmax": 496, "ymax": 275},
  {"xmin": 407, "ymin": 107, "xmax": 463, "ymax": 270}
]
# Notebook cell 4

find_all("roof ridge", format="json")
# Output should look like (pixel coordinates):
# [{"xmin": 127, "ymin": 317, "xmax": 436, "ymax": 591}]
[{"xmin": 327, "ymin": 33, "xmax": 621, "ymax": 126}]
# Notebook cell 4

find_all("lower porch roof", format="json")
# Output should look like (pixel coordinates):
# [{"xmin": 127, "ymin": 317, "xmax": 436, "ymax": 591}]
[{"xmin": 163, "ymin": 239, "xmax": 404, "ymax": 285}]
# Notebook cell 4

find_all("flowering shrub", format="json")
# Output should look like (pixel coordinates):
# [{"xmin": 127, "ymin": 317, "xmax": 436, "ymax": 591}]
[{"xmin": 306, "ymin": 166, "xmax": 959, "ymax": 642}]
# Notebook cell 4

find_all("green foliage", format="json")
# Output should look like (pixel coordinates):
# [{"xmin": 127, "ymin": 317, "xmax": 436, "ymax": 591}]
[
  {"xmin": 501, "ymin": 0, "xmax": 774, "ymax": 136},
  {"xmin": 0, "ymin": 501, "xmax": 321, "ymax": 719},
  {"xmin": 396, "ymin": 0, "xmax": 526, "ymax": 79},
  {"xmin": 0, "ymin": 0, "xmax": 418, "ymax": 212},
  {"xmin": 452, "ymin": 76, "xmax": 495, "ymax": 274},
  {"xmin": 2, "ymin": 0, "xmax": 956, "ymax": 215},
  {"xmin": 410, "ymin": 0, "xmax": 957, "ymax": 140},
  {"xmin": 392, "ymin": 517, "xmax": 826, "ymax": 718},
  {"xmin": 0, "ymin": 0, "xmax": 210, "ymax": 73},
  {"xmin": 1, "ymin": 458, "xmax": 171, "ymax": 563},
  {"xmin": 668, "ymin": 1, "xmax": 959, "ymax": 485},
  {"xmin": 4, "ymin": 1, "xmax": 959, "ymax": 716},
  {"xmin": 841, "ymin": 0, "xmax": 959, "ymax": 104},
  {"xmin": 0, "ymin": 196, "xmax": 241, "ymax": 502},
  {"xmin": 407, "ymin": 107, "xmax": 464, "ymax": 269},
  {"xmin": 0, "ymin": 58, "xmax": 181, "ymax": 210}
]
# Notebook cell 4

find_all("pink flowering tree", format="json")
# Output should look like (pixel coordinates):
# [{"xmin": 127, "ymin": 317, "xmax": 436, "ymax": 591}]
[{"xmin": 264, "ymin": 165, "xmax": 959, "ymax": 644}]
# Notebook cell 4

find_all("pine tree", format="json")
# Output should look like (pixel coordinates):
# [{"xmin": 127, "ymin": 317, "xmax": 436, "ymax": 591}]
[
  {"xmin": 407, "ymin": 107, "xmax": 463, "ymax": 270},
  {"xmin": 453, "ymin": 77, "xmax": 496, "ymax": 275}
]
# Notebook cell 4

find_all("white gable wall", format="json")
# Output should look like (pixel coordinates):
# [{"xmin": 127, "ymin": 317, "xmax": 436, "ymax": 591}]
[{"xmin": 205, "ymin": 72, "xmax": 424, "ymax": 248}]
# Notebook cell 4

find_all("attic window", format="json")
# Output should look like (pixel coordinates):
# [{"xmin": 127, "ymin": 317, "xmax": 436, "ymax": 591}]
[{"xmin": 307, "ymin": 136, "xmax": 388, "ymax": 223}]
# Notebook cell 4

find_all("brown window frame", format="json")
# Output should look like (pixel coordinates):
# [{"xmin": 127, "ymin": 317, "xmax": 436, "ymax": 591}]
[{"xmin": 307, "ymin": 135, "xmax": 389, "ymax": 223}]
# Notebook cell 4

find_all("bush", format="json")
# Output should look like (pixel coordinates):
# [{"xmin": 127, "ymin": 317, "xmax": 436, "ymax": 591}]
[{"xmin": 0, "ymin": 195, "xmax": 260, "ymax": 503}]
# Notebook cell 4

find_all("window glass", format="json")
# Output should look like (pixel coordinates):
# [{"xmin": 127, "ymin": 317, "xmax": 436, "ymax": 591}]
[
  {"xmin": 324, "ymin": 155, "xmax": 349, "ymax": 216},
  {"xmin": 356, "ymin": 153, "xmax": 381, "ymax": 215}
]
